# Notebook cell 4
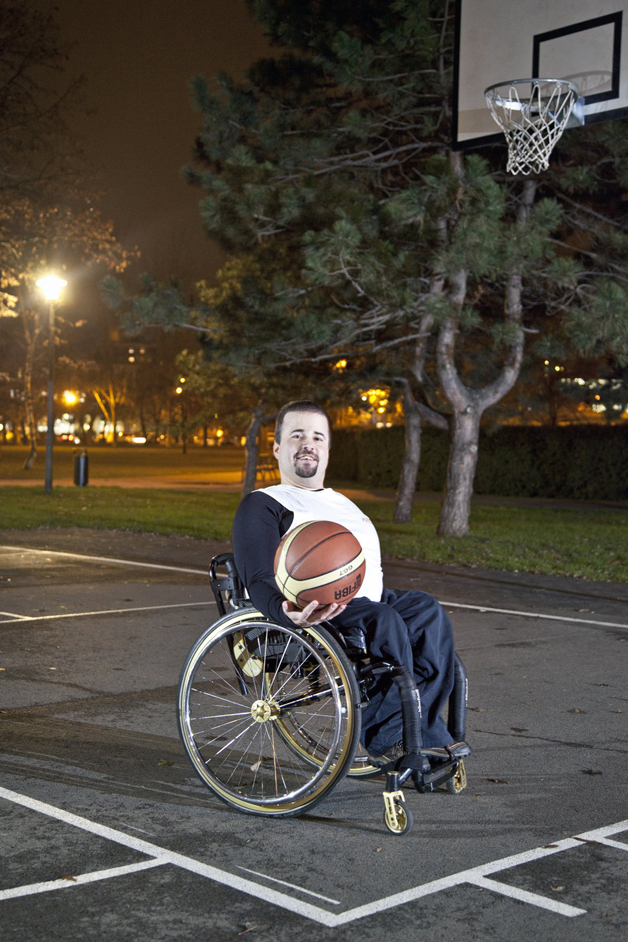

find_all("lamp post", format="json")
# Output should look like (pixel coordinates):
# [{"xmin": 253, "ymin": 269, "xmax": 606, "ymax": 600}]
[{"xmin": 36, "ymin": 275, "xmax": 67, "ymax": 494}]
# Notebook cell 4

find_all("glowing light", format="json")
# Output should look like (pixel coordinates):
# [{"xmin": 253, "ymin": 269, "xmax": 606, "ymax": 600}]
[
  {"xmin": 361, "ymin": 388, "xmax": 389, "ymax": 410},
  {"xmin": 62, "ymin": 390, "xmax": 78, "ymax": 406},
  {"xmin": 36, "ymin": 275, "xmax": 67, "ymax": 301}
]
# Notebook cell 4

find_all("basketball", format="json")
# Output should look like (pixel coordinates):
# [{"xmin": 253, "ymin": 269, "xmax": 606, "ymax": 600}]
[{"xmin": 274, "ymin": 520, "xmax": 366, "ymax": 610}]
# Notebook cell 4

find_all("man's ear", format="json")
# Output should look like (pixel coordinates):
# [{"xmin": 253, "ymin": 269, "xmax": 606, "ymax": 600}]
[{"xmin": 273, "ymin": 440, "xmax": 280, "ymax": 458}]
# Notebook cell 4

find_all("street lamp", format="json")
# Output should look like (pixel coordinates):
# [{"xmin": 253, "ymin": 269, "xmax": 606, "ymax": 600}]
[{"xmin": 36, "ymin": 275, "xmax": 67, "ymax": 493}]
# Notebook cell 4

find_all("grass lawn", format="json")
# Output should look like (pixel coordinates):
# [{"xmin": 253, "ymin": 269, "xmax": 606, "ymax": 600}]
[{"xmin": 0, "ymin": 483, "xmax": 625, "ymax": 583}]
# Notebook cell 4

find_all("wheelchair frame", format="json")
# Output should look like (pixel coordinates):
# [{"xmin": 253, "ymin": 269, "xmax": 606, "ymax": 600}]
[{"xmin": 177, "ymin": 553, "xmax": 469, "ymax": 835}]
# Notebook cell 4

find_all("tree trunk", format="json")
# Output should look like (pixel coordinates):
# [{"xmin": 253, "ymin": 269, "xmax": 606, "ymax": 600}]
[
  {"xmin": 436, "ymin": 179, "xmax": 537, "ymax": 537},
  {"xmin": 437, "ymin": 406, "xmax": 481, "ymax": 537},
  {"xmin": 110, "ymin": 387, "xmax": 117, "ymax": 447},
  {"xmin": 436, "ymin": 272, "xmax": 526, "ymax": 537},
  {"xmin": 241, "ymin": 403, "xmax": 265, "ymax": 498},
  {"xmin": 393, "ymin": 249, "xmax": 448, "ymax": 523},
  {"xmin": 394, "ymin": 383, "xmax": 422, "ymax": 523}
]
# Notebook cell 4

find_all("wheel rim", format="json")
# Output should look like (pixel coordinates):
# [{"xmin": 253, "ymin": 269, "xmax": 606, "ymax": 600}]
[
  {"xmin": 179, "ymin": 614, "xmax": 358, "ymax": 815},
  {"xmin": 384, "ymin": 803, "xmax": 411, "ymax": 834}
]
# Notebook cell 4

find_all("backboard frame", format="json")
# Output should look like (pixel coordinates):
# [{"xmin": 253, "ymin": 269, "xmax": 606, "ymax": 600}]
[{"xmin": 453, "ymin": 0, "xmax": 628, "ymax": 151}]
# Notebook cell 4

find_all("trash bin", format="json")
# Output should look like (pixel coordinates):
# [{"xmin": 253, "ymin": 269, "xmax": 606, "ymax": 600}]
[{"xmin": 73, "ymin": 448, "xmax": 89, "ymax": 486}]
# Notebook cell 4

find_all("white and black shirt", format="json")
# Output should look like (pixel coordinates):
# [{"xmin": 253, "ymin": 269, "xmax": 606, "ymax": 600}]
[{"xmin": 232, "ymin": 484, "xmax": 384, "ymax": 626}]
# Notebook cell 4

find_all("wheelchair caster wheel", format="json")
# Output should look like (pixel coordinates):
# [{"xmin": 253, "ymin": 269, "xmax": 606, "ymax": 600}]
[
  {"xmin": 445, "ymin": 759, "xmax": 467, "ymax": 794},
  {"xmin": 383, "ymin": 797, "xmax": 413, "ymax": 835}
]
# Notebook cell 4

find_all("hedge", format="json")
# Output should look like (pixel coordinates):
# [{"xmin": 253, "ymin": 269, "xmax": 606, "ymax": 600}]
[{"xmin": 327, "ymin": 425, "xmax": 628, "ymax": 501}]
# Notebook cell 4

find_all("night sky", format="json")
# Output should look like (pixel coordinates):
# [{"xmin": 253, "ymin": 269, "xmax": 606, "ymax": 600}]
[{"xmin": 55, "ymin": 0, "xmax": 271, "ymax": 290}]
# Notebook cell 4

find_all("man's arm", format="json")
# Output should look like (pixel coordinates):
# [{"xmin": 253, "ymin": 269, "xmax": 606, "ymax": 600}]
[{"xmin": 232, "ymin": 492, "xmax": 294, "ymax": 626}]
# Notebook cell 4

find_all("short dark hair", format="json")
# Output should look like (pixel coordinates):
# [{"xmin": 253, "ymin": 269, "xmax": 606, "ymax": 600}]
[{"xmin": 274, "ymin": 400, "xmax": 332, "ymax": 444}]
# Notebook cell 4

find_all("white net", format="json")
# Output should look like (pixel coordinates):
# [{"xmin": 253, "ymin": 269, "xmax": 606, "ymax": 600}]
[{"xmin": 485, "ymin": 79, "xmax": 579, "ymax": 176}]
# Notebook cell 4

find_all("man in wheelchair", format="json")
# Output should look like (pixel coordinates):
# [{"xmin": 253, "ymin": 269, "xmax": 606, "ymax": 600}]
[{"xmin": 232, "ymin": 399, "xmax": 471, "ymax": 768}]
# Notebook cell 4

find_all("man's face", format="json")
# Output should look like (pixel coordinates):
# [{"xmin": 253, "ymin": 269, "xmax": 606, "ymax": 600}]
[{"xmin": 273, "ymin": 410, "xmax": 330, "ymax": 489}]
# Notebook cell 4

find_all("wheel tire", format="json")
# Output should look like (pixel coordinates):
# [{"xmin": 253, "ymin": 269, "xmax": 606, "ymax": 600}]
[
  {"xmin": 178, "ymin": 612, "xmax": 361, "ymax": 817},
  {"xmin": 384, "ymin": 802, "xmax": 413, "ymax": 835}
]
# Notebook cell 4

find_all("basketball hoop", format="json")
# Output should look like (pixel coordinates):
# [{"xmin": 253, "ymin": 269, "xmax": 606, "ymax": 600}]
[{"xmin": 485, "ymin": 79, "xmax": 580, "ymax": 176}]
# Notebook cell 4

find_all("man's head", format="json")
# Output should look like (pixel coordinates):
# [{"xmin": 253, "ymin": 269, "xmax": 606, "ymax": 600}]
[{"xmin": 273, "ymin": 400, "xmax": 332, "ymax": 490}]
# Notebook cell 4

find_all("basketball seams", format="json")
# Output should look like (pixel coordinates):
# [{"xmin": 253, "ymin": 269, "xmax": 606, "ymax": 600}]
[
  {"xmin": 287, "ymin": 531, "xmax": 360, "ymax": 578},
  {"xmin": 289, "ymin": 550, "xmax": 365, "ymax": 597}
]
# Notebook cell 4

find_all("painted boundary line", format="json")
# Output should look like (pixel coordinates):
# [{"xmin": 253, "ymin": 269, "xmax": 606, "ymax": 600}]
[
  {"xmin": 0, "ymin": 544, "xmax": 207, "ymax": 576},
  {"xmin": 0, "ymin": 859, "xmax": 166, "ymax": 901},
  {"xmin": 442, "ymin": 600, "xmax": 628, "ymax": 632},
  {"xmin": 1, "ymin": 786, "xmax": 627, "ymax": 925},
  {"xmin": 2, "ymin": 544, "xmax": 627, "ymax": 632},
  {"xmin": 0, "ymin": 601, "xmax": 211, "ymax": 625}
]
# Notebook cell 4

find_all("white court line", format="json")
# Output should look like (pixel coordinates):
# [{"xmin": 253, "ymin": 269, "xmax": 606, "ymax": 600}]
[
  {"xmin": 0, "ymin": 544, "xmax": 207, "ymax": 576},
  {"xmin": 590, "ymin": 838, "xmax": 628, "ymax": 851},
  {"xmin": 0, "ymin": 859, "xmax": 166, "ymax": 901},
  {"xmin": 2, "ymin": 785, "xmax": 627, "ymax": 924},
  {"xmin": 0, "ymin": 785, "xmax": 332, "ymax": 924},
  {"xmin": 3, "ymin": 544, "xmax": 626, "ymax": 632},
  {"xmin": 236, "ymin": 865, "xmax": 341, "ymax": 905},
  {"xmin": 442, "ymin": 601, "xmax": 628, "ymax": 632},
  {"xmin": 0, "ymin": 601, "xmax": 211, "ymax": 625},
  {"xmin": 467, "ymin": 876, "xmax": 584, "ymax": 917}
]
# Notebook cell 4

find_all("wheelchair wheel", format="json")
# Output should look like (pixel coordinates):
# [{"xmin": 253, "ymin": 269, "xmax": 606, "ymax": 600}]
[{"xmin": 178, "ymin": 611, "xmax": 361, "ymax": 817}]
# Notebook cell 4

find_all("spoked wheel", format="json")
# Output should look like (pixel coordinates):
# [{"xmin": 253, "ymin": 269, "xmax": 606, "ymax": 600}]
[{"xmin": 178, "ymin": 611, "xmax": 361, "ymax": 817}]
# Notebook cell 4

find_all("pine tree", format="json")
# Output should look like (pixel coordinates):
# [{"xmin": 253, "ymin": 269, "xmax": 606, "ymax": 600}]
[{"xmin": 186, "ymin": 0, "xmax": 628, "ymax": 534}]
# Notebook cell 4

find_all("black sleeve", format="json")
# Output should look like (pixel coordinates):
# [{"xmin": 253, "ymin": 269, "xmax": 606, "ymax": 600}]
[{"xmin": 231, "ymin": 492, "xmax": 294, "ymax": 627}]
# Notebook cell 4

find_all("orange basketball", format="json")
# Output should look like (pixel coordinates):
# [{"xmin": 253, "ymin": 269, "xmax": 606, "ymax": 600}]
[{"xmin": 273, "ymin": 520, "xmax": 366, "ymax": 610}]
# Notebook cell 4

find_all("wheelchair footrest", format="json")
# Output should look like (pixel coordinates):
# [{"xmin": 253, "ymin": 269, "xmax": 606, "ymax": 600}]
[{"xmin": 422, "ymin": 741, "xmax": 472, "ymax": 761}]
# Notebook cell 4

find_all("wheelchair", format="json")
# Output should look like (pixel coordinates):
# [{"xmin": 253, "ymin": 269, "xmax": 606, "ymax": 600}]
[{"xmin": 177, "ymin": 553, "xmax": 469, "ymax": 836}]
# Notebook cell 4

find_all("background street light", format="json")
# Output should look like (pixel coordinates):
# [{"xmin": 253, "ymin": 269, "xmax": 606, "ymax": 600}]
[{"xmin": 36, "ymin": 275, "xmax": 67, "ymax": 493}]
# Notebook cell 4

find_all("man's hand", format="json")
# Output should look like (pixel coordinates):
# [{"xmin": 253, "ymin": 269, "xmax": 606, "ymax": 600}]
[{"xmin": 282, "ymin": 599, "xmax": 347, "ymax": 626}]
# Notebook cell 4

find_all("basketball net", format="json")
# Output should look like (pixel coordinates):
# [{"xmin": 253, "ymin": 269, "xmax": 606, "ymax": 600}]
[{"xmin": 485, "ymin": 79, "xmax": 579, "ymax": 175}]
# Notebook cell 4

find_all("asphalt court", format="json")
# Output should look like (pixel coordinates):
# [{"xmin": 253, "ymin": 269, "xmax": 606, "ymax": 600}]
[{"xmin": 1, "ymin": 534, "xmax": 627, "ymax": 940}]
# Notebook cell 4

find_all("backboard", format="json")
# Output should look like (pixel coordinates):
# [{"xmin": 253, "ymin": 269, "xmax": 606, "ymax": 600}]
[{"xmin": 453, "ymin": 0, "xmax": 628, "ymax": 149}]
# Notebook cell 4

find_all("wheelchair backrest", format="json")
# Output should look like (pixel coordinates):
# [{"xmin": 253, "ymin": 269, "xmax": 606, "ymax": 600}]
[{"xmin": 209, "ymin": 553, "xmax": 251, "ymax": 616}]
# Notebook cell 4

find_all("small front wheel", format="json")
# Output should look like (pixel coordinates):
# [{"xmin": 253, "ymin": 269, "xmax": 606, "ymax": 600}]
[
  {"xmin": 445, "ymin": 759, "xmax": 467, "ymax": 794},
  {"xmin": 384, "ymin": 801, "xmax": 413, "ymax": 835}
]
